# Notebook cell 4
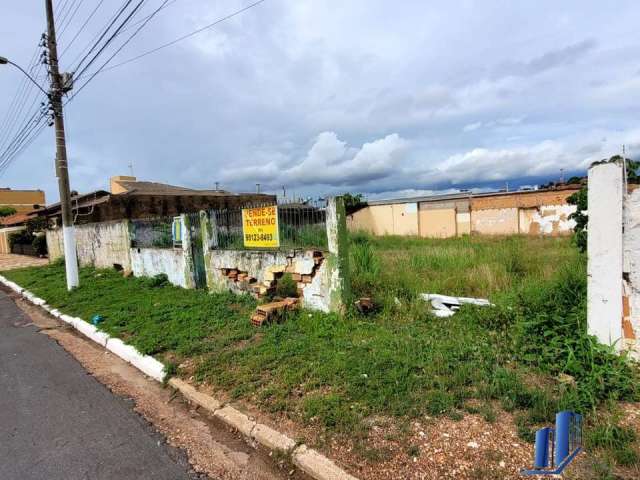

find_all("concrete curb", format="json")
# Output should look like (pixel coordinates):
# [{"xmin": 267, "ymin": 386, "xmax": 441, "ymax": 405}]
[
  {"xmin": 0, "ymin": 275, "xmax": 359, "ymax": 480},
  {"xmin": 167, "ymin": 378, "xmax": 358, "ymax": 480},
  {"xmin": 0, "ymin": 275, "xmax": 166, "ymax": 383}
]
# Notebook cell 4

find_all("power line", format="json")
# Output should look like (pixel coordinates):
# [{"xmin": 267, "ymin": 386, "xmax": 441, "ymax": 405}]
[
  {"xmin": 0, "ymin": 118, "xmax": 48, "ymax": 175},
  {"xmin": 0, "ymin": 108, "xmax": 49, "ymax": 171},
  {"xmin": 58, "ymin": 0, "xmax": 86, "ymax": 38},
  {"xmin": 73, "ymin": 0, "xmax": 148, "ymax": 80},
  {"xmin": 54, "ymin": 0, "xmax": 71, "ymax": 17},
  {"xmin": 0, "ymin": 43, "xmax": 45, "ymax": 154},
  {"xmin": 59, "ymin": 0, "xmax": 106, "ymax": 59},
  {"xmin": 70, "ymin": 0, "xmax": 170, "ymax": 98},
  {"xmin": 72, "ymin": 0, "xmax": 137, "ymax": 75},
  {"xmin": 119, "ymin": 0, "xmax": 179, "ymax": 34},
  {"xmin": 101, "ymin": 0, "xmax": 266, "ymax": 73}
]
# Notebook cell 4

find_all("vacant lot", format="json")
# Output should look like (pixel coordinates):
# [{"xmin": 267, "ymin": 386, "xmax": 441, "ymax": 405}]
[{"xmin": 4, "ymin": 235, "xmax": 639, "ymax": 479}]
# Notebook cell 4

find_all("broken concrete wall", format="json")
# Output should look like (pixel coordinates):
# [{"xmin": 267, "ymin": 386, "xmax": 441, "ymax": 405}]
[
  {"xmin": 203, "ymin": 197, "xmax": 349, "ymax": 313},
  {"xmin": 130, "ymin": 247, "xmax": 188, "ymax": 288},
  {"xmin": 587, "ymin": 162, "xmax": 624, "ymax": 351},
  {"xmin": 46, "ymin": 220, "xmax": 131, "ymax": 270},
  {"xmin": 206, "ymin": 249, "xmax": 331, "ymax": 309},
  {"xmin": 348, "ymin": 188, "xmax": 580, "ymax": 238},
  {"xmin": 519, "ymin": 204, "xmax": 577, "ymax": 235},
  {"xmin": 623, "ymin": 187, "xmax": 640, "ymax": 359}
]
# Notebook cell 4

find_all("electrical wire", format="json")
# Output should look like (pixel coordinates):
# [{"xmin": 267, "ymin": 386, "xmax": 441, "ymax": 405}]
[
  {"xmin": 58, "ymin": 0, "xmax": 87, "ymax": 38},
  {"xmin": 0, "ymin": 0, "xmax": 266, "ymax": 173},
  {"xmin": 101, "ymin": 0, "xmax": 266, "ymax": 73},
  {"xmin": 69, "ymin": 0, "xmax": 169, "ymax": 98},
  {"xmin": 0, "ymin": 108, "xmax": 49, "ymax": 171},
  {"xmin": 71, "ymin": 0, "xmax": 137, "ymax": 75},
  {"xmin": 0, "ymin": 45, "xmax": 45, "ymax": 153},
  {"xmin": 0, "ymin": 119, "xmax": 48, "ymax": 175},
  {"xmin": 118, "ymin": 0, "xmax": 179, "ymax": 34},
  {"xmin": 73, "ymin": 0, "xmax": 148, "ymax": 82},
  {"xmin": 59, "ymin": 0, "xmax": 106, "ymax": 59}
]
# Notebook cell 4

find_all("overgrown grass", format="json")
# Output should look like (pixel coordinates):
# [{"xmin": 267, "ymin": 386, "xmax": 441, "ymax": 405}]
[
  {"xmin": 3, "ymin": 233, "xmax": 639, "ymax": 472},
  {"xmin": 3, "ymin": 265, "xmax": 257, "ymax": 357}
]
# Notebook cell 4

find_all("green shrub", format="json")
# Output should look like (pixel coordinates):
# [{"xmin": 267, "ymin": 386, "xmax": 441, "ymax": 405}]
[
  {"xmin": 32, "ymin": 235, "xmax": 47, "ymax": 256},
  {"xmin": 144, "ymin": 273, "xmax": 169, "ymax": 288},
  {"xmin": 0, "ymin": 205, "xmax": 16, "ymax": 217},
  {"xmin": 9, "ymin": 230, "xmax": 30, "ymax": 248},
  {"xmin": 275, "ymin": 272, "xmax": 298, "ymax": 298}
]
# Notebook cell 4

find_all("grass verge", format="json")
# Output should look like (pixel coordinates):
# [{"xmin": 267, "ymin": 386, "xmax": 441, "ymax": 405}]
[{"xmin": 3, "ymin": 234, "xmax": 639, "ymax": 475}]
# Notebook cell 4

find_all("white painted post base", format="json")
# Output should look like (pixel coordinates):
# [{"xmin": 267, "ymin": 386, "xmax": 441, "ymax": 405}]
[{"xmin": 63, "ymin": 225, "xmax": 79, "ymax": 290}]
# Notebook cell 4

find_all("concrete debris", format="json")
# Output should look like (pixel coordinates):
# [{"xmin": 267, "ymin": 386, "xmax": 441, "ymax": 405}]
[
  {"xmin": 251, "ymin": 298, "xmax": 299, "ymax": 326},
  {"xmin": 354, "ymin": 297, "xmax": 375, "ymax": 315},
  {"xmin": 420, "ymin": 293, "xmax": 492, "ymax": 317}
]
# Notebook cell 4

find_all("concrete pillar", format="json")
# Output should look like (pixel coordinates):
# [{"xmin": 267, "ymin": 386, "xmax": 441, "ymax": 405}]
[
  {"xmin": 587, "ymin": 161, "xmax": 623, "ymax": 349},
  {"xmin": 326, "ymin": 196, "xmax": 351, "ymax": 310},
  {"xmin": 180, "ymin": 214, "xmax": 196, "ymax": 289},
  {"xmin": 623, "ymin": 188, "xmax": 640, "ymax": 358}
]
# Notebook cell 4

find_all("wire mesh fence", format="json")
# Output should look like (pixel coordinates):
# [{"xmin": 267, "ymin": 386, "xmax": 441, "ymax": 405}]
[
  {"xmin": 129, "ymin": 202, "xmax": 328, "ymax": 251},
  {"xmin": 130, "ymin": 216, "xmax": 180, "ymax": 249},
  {"xmin": 209, "ymin": 202, "xmax": 328, "ymax": 251}
]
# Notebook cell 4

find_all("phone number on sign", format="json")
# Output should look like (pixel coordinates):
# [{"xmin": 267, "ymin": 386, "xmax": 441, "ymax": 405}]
[{"xmin": 245, "ymin": 233, "xmax": 274, "ymax": 242}]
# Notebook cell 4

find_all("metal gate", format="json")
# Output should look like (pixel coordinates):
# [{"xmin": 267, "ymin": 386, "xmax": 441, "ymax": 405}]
[{"xmin": 186, "ymin": 212, "xmax": 207, "ymax": 289}]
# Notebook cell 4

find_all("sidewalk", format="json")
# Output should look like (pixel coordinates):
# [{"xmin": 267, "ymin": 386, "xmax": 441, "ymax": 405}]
[{"xmin": 0, "ymin": 253, "xmax": 48, "ymax": 271}]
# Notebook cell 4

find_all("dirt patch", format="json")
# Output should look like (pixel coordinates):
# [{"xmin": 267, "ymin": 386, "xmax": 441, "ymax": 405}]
[{"xmin": 10, "ymin": 293, "xmax": 303, "ymax": 480}]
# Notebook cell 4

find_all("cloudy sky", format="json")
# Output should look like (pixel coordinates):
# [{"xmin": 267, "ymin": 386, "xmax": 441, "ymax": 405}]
[{"xmin": 1, "ymin": 0, "xmax": 639, "ymax": 203}]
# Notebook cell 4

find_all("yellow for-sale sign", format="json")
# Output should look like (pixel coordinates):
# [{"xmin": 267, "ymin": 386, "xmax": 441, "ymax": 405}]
[{"xmin": 242, "ymin": 206, "xmax": 279, "ymax": 248}]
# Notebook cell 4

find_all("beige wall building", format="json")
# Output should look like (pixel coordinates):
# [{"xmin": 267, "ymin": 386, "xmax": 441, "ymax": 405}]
[
  {"xmin": 0, "ymin": 188, "xmax": 45, "ymax": 213},
  {"xmin": 347, "ymin": 187, "xmax": 581, "ymax": 238}
]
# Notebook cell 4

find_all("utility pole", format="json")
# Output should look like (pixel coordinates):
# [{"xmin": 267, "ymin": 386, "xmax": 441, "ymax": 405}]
[{"xmin": 46, "ymin": 0, "xmax": 79, "ymax": 289}]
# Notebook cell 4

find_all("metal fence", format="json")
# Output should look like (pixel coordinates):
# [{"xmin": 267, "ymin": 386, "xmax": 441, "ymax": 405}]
[
  {"xmin": 209, "ymin": 202, "xmax": 328, "ymax": 251},
  {"xmin": 130, "ymin": 216, "xmax": 180, "ymax": 249},
  {"xmin": 129, "ymin": 203, "xmax": 328, "ymax": 251}
]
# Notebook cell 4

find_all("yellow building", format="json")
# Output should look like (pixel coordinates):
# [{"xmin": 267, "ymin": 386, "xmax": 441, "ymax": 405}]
[
  {"xmin": 347, "ymin": 187, "xmax": 581, "ymax": 238},
  {"xmin": 0, "ymin": 188, "xmax": 45, "ymax": 213}
]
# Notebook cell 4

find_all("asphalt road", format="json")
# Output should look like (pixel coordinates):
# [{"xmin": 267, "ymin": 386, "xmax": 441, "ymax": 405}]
[{"xmin": 0, "ymin": 290, "xmax": 200, "ymax": 480}]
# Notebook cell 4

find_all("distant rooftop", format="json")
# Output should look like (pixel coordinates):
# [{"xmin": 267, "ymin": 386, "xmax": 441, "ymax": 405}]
[
  {"xmin": 110, "ymin": 175, "xmax": 230, "ymax": 196},
  {"xmin": 366, "ymin": 184, "xmax": 582, "ymax": 206}
]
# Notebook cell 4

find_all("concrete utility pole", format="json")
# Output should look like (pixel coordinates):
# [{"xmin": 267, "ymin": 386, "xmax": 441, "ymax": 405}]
[{"xmin": 46, "ymin": 0, "xmax": 79, "ymax": 289}]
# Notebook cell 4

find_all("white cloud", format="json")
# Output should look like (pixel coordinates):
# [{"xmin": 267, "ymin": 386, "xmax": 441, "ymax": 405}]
[
  {"xmin": 423, "ymin": 127, "xmax": 640, "ymax": 186},
  {"xmin": 2, "ymin": 1, "xmax": 640, "ymax": 202},
  {"xmin": 222, "ymin": 131, "xmax": 408, "ymax": 187}
]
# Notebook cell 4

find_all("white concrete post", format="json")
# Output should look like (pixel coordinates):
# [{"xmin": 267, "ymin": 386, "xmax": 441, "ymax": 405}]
[
  {"xmin": 180, "ymin": 214, "xmax": 195, "ymax": 289},
  {"xmin": 587, "ymin": 161, "xmax": 623, "ymax": 349}
]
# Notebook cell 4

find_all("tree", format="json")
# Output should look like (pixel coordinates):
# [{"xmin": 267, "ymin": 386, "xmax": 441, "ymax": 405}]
[
  {"xmin": 568, "ymin": 155, "xmax": 639, "ymax": 252},
  {"xmin": 342, "ymin": 193, "xmax": 366, "ymax": 214},
  {"xmin": 0, "ymin": 205, "xmax": 16, "ymax": 217},
  {"xmin": 567, "ymin": 187, "xmax": 587, "ymax": 252}
]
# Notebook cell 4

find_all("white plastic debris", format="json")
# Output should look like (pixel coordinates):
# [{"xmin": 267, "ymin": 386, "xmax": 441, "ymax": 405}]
[{"xmin": 420, "ymin": 293, "xmax": 493, "ymax": 317}]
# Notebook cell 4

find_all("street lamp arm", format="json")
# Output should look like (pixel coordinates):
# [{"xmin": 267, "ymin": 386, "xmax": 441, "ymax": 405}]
[{"xmin": 0, "ymin": 56, "xmax": 49, "ymax": 97}]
